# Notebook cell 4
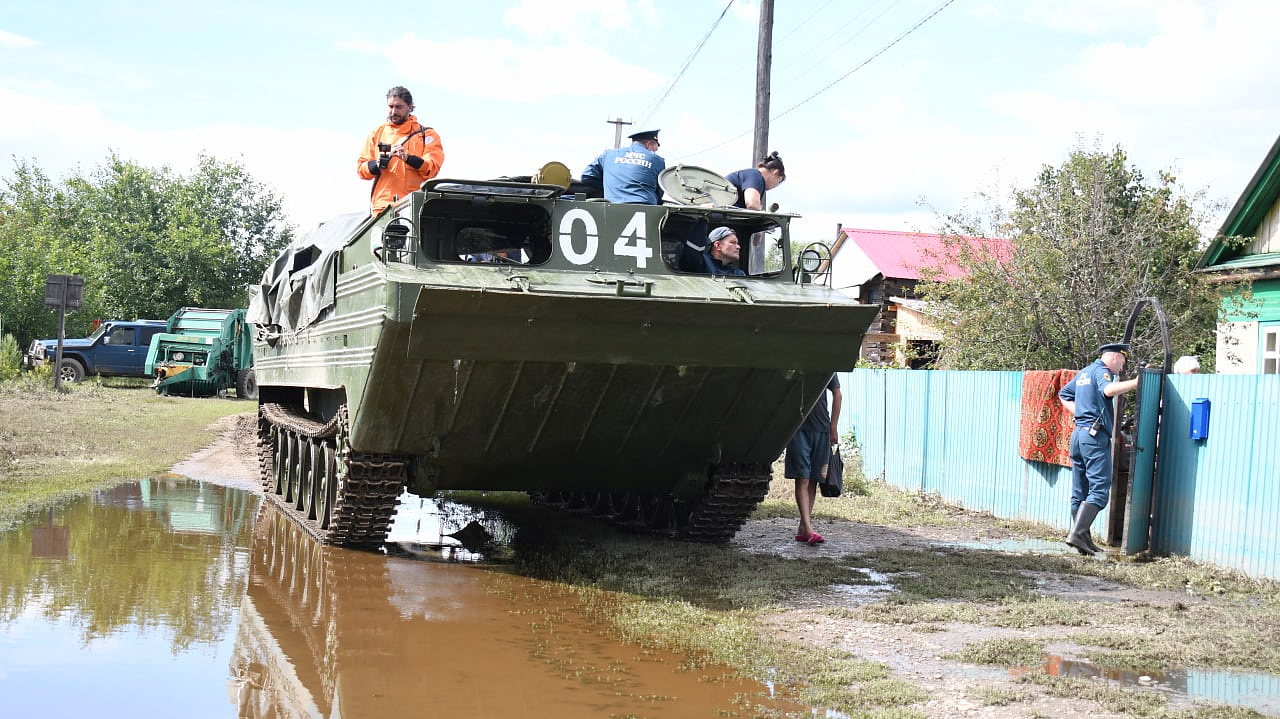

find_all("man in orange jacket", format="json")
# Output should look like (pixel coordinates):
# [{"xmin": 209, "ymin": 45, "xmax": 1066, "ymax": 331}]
[{"xmin": 357, "ymin": 86, "xmax": 445, "ymax": 214}]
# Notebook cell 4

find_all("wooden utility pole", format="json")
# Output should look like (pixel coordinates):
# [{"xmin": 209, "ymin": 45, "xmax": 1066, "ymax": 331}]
[
  {"xmin": 752, "ymin": 0, "xmax": 774, "ymax": 166},
  {"xmin": 607, "ymin": 117, "xmax": 632, "ymax": 148}
]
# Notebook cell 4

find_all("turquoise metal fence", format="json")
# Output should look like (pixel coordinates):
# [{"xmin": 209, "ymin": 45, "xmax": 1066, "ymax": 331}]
[
  {"xmin": 839, "ymin": 369, "xmax": 1083, "ymax": 532},
  {"xmin": 1151, "ymin": 373, "xmax": 1280, "ymax": 579},
  {"xmin": 839, "ymin": 368, "xmax": 1280, "ymax": 580}
]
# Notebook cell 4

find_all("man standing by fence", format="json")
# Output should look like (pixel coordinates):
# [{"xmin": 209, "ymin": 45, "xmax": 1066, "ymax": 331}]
[{"xmin": 1058, "ymin": 342, "xmax": 1140, "ymax": 556}]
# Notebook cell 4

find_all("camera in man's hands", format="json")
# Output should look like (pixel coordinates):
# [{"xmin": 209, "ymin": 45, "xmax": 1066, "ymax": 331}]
[{"xmin": 377, "ymin": 142, "xmax": 392, "ymax": 170}]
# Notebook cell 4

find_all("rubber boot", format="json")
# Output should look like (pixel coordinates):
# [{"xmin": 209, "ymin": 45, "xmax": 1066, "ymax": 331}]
[
  {"xmin": 1076, "ymin": 508, "xmax": 1104, "ymax": 554},
  {"xmin": 1065, "ymin": 503, "xmax": 1102, "ymax": 556},
  {"xmin": 1067, "ymin": 505, "xmax": 1104, "ymax": 554}
]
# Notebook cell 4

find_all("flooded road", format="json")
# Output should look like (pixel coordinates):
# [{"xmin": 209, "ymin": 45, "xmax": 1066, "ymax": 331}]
[{"xmin": 0, "ymin": 477, "xmax": 792, "ymax": 718}]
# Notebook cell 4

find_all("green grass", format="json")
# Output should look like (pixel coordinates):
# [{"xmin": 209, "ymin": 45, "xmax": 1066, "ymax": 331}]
[{"xmin": 0, "ymin": 375, "xmax": 251, "ymax": 525}]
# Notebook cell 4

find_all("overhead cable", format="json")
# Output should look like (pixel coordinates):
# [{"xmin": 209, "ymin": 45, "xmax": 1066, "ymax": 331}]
[
  {"xmin": 773, "ymin": 0, "xmax": 957, "ymax": 121},
  {"xmin": 685, "ymin": 0, "xmax": 958, "ymax": 159},
  {"xmin": 637, "ymin": 0, "xmax": 736, "ymax": 127}
]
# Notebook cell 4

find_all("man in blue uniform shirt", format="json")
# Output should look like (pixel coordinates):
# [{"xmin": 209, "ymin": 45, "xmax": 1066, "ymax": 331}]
[
  {"xmin": 1058, "ymin": 342, "xmax": 1140, "ymax": 555},
  {"xmin": 581, "ymin": 129, "xmax": 666, "ymax": 204}
]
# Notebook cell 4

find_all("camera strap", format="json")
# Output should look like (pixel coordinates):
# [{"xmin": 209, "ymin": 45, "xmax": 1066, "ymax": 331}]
[
  {"xmin": 369, "ymin": 122, "xmax": 436, "ymax": 204},
  {"xmin": 394, "ymin": 122, "xmax": 433, "ymax": 150}
]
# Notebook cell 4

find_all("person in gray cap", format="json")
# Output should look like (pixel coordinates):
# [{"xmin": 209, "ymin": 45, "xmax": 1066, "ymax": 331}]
[
  {"xmin": 581, "ymin": 129, "xmax": 666, "ymax": 204},
  {"xmin": 686, "ymin": 226, "xmax": 746, "ymax": 276},
  {"xmin": 1057, "ymin": 342, "xmax": 1140, "ymax": 555}
]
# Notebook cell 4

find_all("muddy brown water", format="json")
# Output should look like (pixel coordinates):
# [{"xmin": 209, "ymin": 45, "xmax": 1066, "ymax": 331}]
[{"xmin": 0, "ymin": 477, "xmax": 796, "ymax": 718}]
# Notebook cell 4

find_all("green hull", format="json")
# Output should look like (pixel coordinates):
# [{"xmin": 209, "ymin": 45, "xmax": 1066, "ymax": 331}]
[{"xmin": 249, "ymin": 178, "xmax": 876, "ymax": 544}]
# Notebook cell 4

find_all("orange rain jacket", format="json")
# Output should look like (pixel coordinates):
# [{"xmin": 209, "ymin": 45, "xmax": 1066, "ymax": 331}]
[{"xmin": 357, "ymin": 114, "xmax": 445, "ymax": 214}]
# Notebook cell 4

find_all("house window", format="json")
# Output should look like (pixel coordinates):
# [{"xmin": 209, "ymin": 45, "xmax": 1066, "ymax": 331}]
[{"xmin": 1264, "ymin": 323, "xmax": 1280, "ymax": 374}]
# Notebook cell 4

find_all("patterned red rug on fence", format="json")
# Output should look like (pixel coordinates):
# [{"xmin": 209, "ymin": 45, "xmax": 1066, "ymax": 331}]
[{"xmin": 1018, "ymin": 369, "xmax": 1077, "ymax": 467}]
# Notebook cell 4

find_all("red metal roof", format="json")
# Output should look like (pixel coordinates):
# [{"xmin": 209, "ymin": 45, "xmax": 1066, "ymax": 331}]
[{"xmin": 835, "ymin": 227, "xmax": 1011, "ymax": 281}]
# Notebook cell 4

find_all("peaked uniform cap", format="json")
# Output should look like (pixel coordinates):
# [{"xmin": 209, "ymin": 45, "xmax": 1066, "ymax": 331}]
[
  {"xmin": 1098, "ymin": 342, "xmax": 1130, "ymax": 354},
  {"xmin": 628, "ymin": 129, "xmax": 660, "ymax": 142},
  {"xmin": 708, "ymin": 226, "xmax": 736, "ymax": 244}
]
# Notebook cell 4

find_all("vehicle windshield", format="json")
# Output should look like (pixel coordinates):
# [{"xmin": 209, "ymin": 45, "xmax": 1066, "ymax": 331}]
[{"xmin": 86, "ymin": 323, "xmax": 109, "ymax": 343}]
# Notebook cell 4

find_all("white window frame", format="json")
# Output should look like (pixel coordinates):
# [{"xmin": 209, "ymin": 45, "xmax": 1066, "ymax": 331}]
[{"xmin": 1263, "ymin": 322, "xmax": 1280, "ymax": 375}]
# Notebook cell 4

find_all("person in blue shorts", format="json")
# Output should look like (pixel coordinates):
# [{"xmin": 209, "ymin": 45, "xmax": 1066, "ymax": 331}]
[
  {"xmin": 785, "ymin": 374, "xmax": 841, "ymax": 545},
  {"xmin": 581, "ymin": 129, "xmax": 665, "ymax": 204},
  {"xmin": 1058, "ymin": 342, "xmax": 1139, "ymax": 555}
]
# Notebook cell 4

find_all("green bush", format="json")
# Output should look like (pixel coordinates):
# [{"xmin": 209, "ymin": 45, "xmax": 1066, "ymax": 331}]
[{"xmin": 0, "ymin": 334, "xmax": 21, "ymax": 382}]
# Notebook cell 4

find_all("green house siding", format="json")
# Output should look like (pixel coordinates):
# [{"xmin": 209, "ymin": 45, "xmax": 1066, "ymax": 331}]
[{"xmin": 1223, "ymin": 278, "xmax": 1280, "ymax": 322}]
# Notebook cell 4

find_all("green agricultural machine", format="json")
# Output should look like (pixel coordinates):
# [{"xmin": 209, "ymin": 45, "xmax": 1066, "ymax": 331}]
[
  {"xmin": 248, "ymin": 168, "xmax": 879, "ymax": 547},
  {"xmin": 146, "ymin": 307, "xmax": 256, "ymax": 399}
]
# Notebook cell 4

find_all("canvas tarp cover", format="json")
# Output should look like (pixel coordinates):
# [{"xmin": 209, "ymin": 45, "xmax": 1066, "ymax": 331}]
[{"xmin": 247, "ymin": 212, "xmax": 370, "ymax": 333}]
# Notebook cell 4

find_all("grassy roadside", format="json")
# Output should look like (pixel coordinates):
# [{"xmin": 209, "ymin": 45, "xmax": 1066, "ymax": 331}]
[{"xmin": 0, "ymin": 375, "xmax": 250, "ymax": 526}]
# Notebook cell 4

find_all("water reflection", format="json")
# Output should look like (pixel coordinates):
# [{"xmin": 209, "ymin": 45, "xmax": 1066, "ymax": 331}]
[
  {"xmin": 234, "ymin": 505, "xmax": 790, "ymax": 718},
  {"xmin": 1015, "ymin": 654, "xmax": 1280, "ymax": 715},
  {"xmin": 383, "ymin": 491, "xmax": 516, "ymax": 562},
  {"xmin": 0, "ymin": 480, "xmax": 793, "ymax": 718},
  {"xmin": 0, "ymin": 478, "xmax": 257, "ymax": 718}
]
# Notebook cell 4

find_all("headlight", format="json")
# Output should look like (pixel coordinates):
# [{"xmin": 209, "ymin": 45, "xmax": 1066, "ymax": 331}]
[{"xmin": 799, "ymin": 248, "xmax": 823, "ymax": 273}]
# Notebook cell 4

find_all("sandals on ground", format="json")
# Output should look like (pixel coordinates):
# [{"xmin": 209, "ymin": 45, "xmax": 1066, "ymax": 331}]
[{"xmin": 795, "ymin": 531, "xmax": 826, "ymax": 545}]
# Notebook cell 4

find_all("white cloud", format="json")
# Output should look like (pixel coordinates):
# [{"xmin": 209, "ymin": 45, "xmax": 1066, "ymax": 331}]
[
  {"xmin": 1065, "ymin": 1, "xmax": 1280, "ymax": 107},
  {"xmin": 382, "ymin": 33, "xmax": 666, "ymax": 101},
  {"xmin": 1016, "ymin": 0, "xmax": 1164, "ymax": 34},
  {"xmin": 503, "ymin": 0, "xmax": 656, "ymax": 39},
  {"xmin": 0, "ymin": 28, "xmax": 39, "ymax": 49}
]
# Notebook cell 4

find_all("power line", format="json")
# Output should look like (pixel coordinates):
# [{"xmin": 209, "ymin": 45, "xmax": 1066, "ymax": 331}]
[
  {"xmin": 637, "ymin": 0, "xmax": 736, "ymax": 127},
  {"xmin": 777, "ymin": 0, "xmax": 903, "ymax": 89},
  {"xmin": 774, "ymin": 0, "xmax": 838, "ymax": 43},
  {"xmin": 685, "ymin": 0, "xmax": 958, "ymax": 159},
  {"xmin": 773, "ymin": 0, "xmax": 957, "ymax": 121}
]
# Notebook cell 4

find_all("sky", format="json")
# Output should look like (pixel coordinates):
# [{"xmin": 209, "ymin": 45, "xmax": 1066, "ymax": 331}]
[{"xmin": 3, "ymin": 0, "xmax": 1279, "ymax": 246}]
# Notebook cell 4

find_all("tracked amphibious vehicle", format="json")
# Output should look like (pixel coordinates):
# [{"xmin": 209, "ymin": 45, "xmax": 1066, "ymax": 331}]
[{"xmin": 248, "ymin": 167, "xmax": 877, "ymax": 547}]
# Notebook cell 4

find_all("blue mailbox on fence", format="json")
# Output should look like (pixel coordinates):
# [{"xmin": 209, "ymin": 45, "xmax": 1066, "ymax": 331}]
[{"xmin": 1190, "ymin": 398, "xmax": 1211, "ymax": 440}]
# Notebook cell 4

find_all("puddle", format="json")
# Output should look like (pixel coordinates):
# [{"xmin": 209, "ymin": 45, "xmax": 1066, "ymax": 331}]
[
  {"xmin": 833, "ymin": 567, "xmax": 896, "ymax": 600},
  {"xmin": 0, "ymin": 478, "xmax": 800, "ymax": 718},
  {"xmin": 1014, "ymin": 654, "xmax": 1280, "ymax": 715},
  {"xmin": 943, "ymin": 536, "xmax": 1082, "ymax": 555}
]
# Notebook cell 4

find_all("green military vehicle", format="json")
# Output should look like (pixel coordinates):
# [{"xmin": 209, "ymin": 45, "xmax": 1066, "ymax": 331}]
[
  {"xmin": 248, "ymin": 167, "xmax": 877, "ymax": 547},
  {"xmin": 146, "ymin": 307, "xmax": 256, "ymax": 398}
]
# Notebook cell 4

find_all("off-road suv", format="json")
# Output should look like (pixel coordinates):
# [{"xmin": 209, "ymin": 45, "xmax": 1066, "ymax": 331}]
[{"xmin": 24, "ymin": 319, "xmax": 167, "ymax": 383}]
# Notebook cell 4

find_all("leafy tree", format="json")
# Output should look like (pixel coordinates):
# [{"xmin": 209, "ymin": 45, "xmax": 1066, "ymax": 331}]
[
  {"xmin": 918, "ymin": 143, "xmax": 1240, "ymax": 371},
  {"xmin": 0, "ymin": 153, "xmax": 293, "ymax": 348},
  {"xmin": 0, "ymin": 160, "xmax": 79, "ymax": 350}
]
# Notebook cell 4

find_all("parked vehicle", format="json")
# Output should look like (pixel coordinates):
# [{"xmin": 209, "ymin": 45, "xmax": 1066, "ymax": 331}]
[
  {"xmin": 145, "ymin": 307, "xmax": 256, "ymax": 399},
  {"xmin": 249, "ymin": 170, "xmax": 878, "ymax": 547},
  {"xmin": 24, "ymin": 319, "xmax": 167, "ymax": 384}
]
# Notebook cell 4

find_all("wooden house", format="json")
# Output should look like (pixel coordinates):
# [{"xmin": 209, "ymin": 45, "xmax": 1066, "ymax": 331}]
[
  {"xmin": 1197, "ymin": 134, "xmax": 1280, "ymax": 374},
  {"xmin": 828, "ymin": 227, "xmax": 1007, "ymax": 367}
]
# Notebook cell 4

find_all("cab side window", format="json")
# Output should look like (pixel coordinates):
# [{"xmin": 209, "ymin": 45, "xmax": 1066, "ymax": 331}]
[{"xmin": 109, "ymin": 328, "xmax": 136, "ymax": 346}]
